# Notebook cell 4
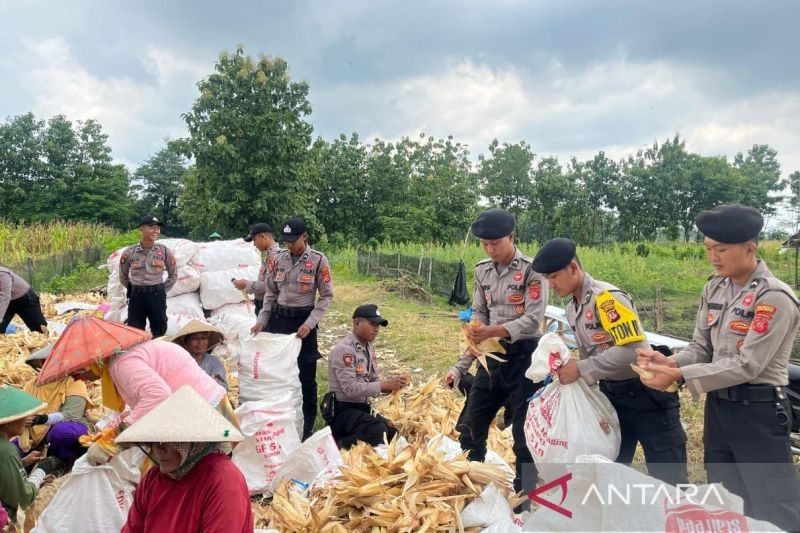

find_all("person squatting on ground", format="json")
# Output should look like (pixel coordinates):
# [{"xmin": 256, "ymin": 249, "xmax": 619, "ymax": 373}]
[{"xmin": 324, "ymin": 304, "xmax": 408, "ymax": 449}]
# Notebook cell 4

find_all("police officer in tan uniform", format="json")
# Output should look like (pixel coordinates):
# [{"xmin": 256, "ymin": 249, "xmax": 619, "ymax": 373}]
[
  {"xmin": 324, "ymin": 304, "xmax": 408, "ymax": 448},
  {"xmin": 0, "ymin": 267, "xmax": 47, "ymax": 334},
  {"xmin": 532, "ymin": 238, "xmax": 688, "ymax": 486},
  {"xmin": 250, "ymin": 217, "xmax": 333, "ymax": 440},
  {"xmin": 453, "ymin": 208, "xmax": 548, "ymax": 496},
  {"xmin": 119, "ymin": 215, "xmax": 177, "ymax": 338},
  {"xmin": 639, "ymin": 204, "xmax": 800, "ymax": 530},
  {"xmin": 232, "ymin": 223, "xmax": 281, "ymax": 317}
]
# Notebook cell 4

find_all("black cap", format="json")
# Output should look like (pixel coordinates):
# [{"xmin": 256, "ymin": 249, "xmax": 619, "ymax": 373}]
[
  {"xmin": 243, "ymin": 223, "xmax": 273, "ymax": 242},
  {"xmin": 352, "ymin": 304, "xmax": 388, "ymax": 327},
  {"xmin": 279, "ymin": 217, "xmax": 307, "ymax": 242},
  {"xmin": 532, "ymin": 238, "xmax": 577, "ymax": 274},
  {"xmin": 695, "ymin": 204, "xmax": 763, "ymax": 244},
  {"xmin": 470, "ymin": 208, "xmax": 515, "ymax": 239},
  {"xmin": 139, "ymin": 215, "xmax": 164, "ymax": 227}
]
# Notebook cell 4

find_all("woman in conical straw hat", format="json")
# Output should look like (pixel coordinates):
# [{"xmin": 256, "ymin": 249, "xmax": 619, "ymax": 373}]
[
  {"xmin": 118, "ymin": 386, "xmax": 252, "ymax": 533},
  {"xmin": 0, "ymin": 385, "xmax": 62, "ymax": 526},
  {"xmin": 170, "ymin": 320, "xmax": 229, "ymax": 391},
  {"xmin": 38, "ymin": 316, "xmax": 237, "ymax": 466}
]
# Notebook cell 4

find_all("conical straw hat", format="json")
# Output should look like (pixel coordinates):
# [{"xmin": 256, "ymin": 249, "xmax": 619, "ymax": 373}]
[
  {"xmin": 115, "ymin": 385, "xmax": 242, "ymax": 444},
  {"xmin": 169, "ymin": 319, "xmax": 224, "ymax": 349},
  {"xmin": 0, "ymin": 385, "xmax": 45, "ymax": 424}
]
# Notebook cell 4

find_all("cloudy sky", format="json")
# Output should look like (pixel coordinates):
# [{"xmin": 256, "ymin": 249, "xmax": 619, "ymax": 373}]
[{"xmin": 2, "ymin": 0, "xmax": 799, "ymax": 182}]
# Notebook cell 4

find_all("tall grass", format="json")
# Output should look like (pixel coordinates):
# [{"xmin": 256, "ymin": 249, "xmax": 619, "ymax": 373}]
[{"xmin": 0, "ymin": 221, "xmax": 120, "ymax": 264}]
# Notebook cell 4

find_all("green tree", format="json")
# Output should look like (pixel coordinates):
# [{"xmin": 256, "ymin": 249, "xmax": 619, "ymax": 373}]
[
  {"xmin": 733, "ymin": 144, "xmax": 783, "ymax": 214},
  {"xmin": 133, "ymin": 145, "xmax": 188, "ymax": 235},
  {"xmin": 477, "ymin": 140, "xmax": 535, "ymax": 220},
  {"xmin": 174, "ymin": 47, "xmax": 315, "ymax": 238}
]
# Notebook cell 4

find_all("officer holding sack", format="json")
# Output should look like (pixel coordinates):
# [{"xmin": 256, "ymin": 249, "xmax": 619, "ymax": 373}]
[
  {"xmin": 532, "ymin": 238, "xmax": 688, "ymax": 486},
  {"xmin": 638, "ymin": 204, "xmax": 800, "ymax": 529},
  {"xmin": 119, "ymin": 215, "xmax": 177, "ymax": 338},
  {"xmin": 232, "ymin": 223, "xmax": 281, "ymax": 316},
  {"xmin": 250, "ymin": 217, "xmax": 333, "ymax": 440},
  {"xmin": 324, "ymin": 304, "xmax": 408, "ymax": 448},
  {"xmin": 456, "ymin": 208, "xmax": 547, "ymax": 496}
]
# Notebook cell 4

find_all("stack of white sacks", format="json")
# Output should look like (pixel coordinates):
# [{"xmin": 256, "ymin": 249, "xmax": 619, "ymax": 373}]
[{"xmin": 103, "ymin": 238, "xmax": 312, "ymax": 496}]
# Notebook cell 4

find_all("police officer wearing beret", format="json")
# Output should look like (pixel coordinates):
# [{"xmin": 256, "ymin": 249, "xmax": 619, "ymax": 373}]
[
  {"xmin": 119, "ymin": 216, "xmax": 177, "ymax": 338},
  {"xmin": 324, "ymin": 304, "xmax": 409, "ymax": 448},
  {"xmin": 454, "ymin": 208, "xmax": 548, "ymax": 495},
  {"xmin": 232, "ymin": 223, "xmax": 281, "ymax": 317},
  {"xmin": 638, "ymin": 204, "xmax": 800, "ymax": 529},
  {"xmin": 250, "ymin": 217, "xmax": 333, "ymax": 440},
  {"xmin": 533, "ymin": 238, "xmax": 688, "ymax": 486}
]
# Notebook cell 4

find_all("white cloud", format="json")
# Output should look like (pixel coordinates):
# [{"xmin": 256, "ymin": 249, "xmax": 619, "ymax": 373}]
[{"xmin": 15, "ymin": 37, "xmax": 203, "ymax": 164}]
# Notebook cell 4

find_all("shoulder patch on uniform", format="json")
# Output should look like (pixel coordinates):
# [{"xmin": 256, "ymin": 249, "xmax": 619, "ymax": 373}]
[
  {"xmin": 321, "ymin": 266, "xmax": 331, "ymax": 283},
  {"xmin": 342, "ymin": 353, "xmax": 353, "ymax": 366},
  {"xmin": 476, "ymin": 258, "xmax": 492, "ymax": 266},
  {"xmin": 527, "ymin": 278, "xmax": 542, "ymax": 300}
]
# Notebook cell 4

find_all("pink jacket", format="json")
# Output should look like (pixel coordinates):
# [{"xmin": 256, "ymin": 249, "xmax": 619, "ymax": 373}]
[{"xmin": 110, "ymin": 340, "xmax": 225, "ymax": 425}]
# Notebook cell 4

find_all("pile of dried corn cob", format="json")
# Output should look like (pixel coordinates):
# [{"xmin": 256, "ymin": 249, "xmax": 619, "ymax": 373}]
[
  {"xmin": 372, "ymin": 376, "xmax": 515, "ymax": 465},
  {"xmin": 258, "ymin": 435, "xmax": 518, "ymax": 532}
]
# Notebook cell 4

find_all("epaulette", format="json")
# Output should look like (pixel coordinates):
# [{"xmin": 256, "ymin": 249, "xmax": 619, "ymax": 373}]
[
  {"xmin": 476, "ymin": 257, "xmax": 492, "ymax": 266},
  {"xmin": 762, "ymin": 276, "xmax": 800, "ymax": 306}
]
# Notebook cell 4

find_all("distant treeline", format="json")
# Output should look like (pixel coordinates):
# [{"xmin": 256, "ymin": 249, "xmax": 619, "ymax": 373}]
[{"xmin": 2, "ymin": 47, "xmax": 798, "ymax": 244}]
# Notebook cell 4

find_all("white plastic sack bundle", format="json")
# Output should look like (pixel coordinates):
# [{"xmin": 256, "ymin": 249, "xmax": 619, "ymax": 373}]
[
  {"xmin": 31, "ymin": 448, "xmax": 145, "ymax": 533},
  {"xmin": 166, "ymin": 292, "xmax": 204, "ymax": 318},
  {"xmin": 156, "ymin": 238, "xmax": 198, "ymax": 267},
  {"xmin": 192, "ymin": 239, "xmax": 261, "ymax": 273},
  {"xmin": 164, "ymin": 313, "xmax": 198, "ymax": 337},
  {"xmin": 269, "ymin": 426, "xmax": 343, "ymax": 492},
  {"xmin": 524, "ymin": 455, "xmax": 781, "ymax": 532},
  {"xmin": 523, "ymin": 333, "xmax": 620, "ymax": 481},
  {"xmin": 460, "ymin": 483, "xmax": 518, "ymax": 532},
  {"xmin": 166, "ymin": 265, "xmax": 201, "ymax": 297},
  {"xmin": 525, "ymin": 332, "xmax": 571, "ymax": 383},
  {"xmin": 236, "ymin": 334, "xmax": 303, "ymax": 435},
  {"xmin": 199, "ymin": 267, "xmax": 258, "ymax": 310},
  {"xmin": 105, "ymin": 247, "xmax": 128, "ymax": 299},
  {"xmin": 210, "ymin": 307, "xmax": 257, "ymax": 342},
  {"xmin": 232, "ymin": 400, "xmax": 303, "ymax": 495}
]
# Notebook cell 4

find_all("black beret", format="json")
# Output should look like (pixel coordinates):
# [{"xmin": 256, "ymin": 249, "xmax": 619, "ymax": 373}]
[
  {"xmin": 470, "ymin": 208, "xmax": 515, "ymax": 239},
  {"xmin": 695, "ymin": 204, "xmax": 763, "ymax": 244},
  {"xmin": 139, "ymin": 215, "xmax": 164, "ymax": 227},
  {"xmin": 532, "ymin": 238, "xmax": 577, "ymax": 274},
  {"xmin": 243, "ymin": 223, "xmax": 273, "ymax": 242}
]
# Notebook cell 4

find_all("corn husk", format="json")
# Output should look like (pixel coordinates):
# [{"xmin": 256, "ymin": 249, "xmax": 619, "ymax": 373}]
[
  {"xmin": 629, "ymin": 363, "xmax": 680, "ymax": 393},
  {"xmin": 258, "ymin": 436, "xmax": 517, "ymax": 532}
]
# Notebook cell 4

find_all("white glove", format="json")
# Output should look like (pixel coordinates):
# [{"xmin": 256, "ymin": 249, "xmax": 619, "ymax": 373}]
[
  {"xmin": 86, "ymin": 442, "xmax": 114, "ymax": 466},
  {"xmin": 47, "ymin": 412, "xmax": 65, "ymax": 425},
  {"xmin": 27, "ymin": 468, "xmax": 46, "ymax": 489}
]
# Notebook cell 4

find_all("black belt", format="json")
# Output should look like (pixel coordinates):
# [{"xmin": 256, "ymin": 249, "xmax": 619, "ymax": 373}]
[
  {"xmin": 130, "ymin": 284, "xmax": 164, "ymax": 294},
  {"xmin": 600, "ymin": 378, "xmax": 644, "ymax": 395},
  {"xmin": 710, "ymin": 383, "xmax": 785, "ymax": 403},
  {"xmin": 275, "ymin": 305, "xmax": 314, "ymax": 319}
]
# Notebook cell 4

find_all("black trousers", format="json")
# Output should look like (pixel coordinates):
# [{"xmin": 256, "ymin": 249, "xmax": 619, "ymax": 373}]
[
  {"xmin": 0, "ymin": 288, "xmax": 47, "ymax": 334},
  {"xmin": 455, "ymin": 373, "xmax": 513, "ymax": 429},
  {"xmin": 127, "ymin": 285, "xmax": 167, "ymax": 337},
  {"xmin": 330, "ymin": 401, "xmax": 397, "ymax": 449},
  {"xmin": 254, "ymin": 299, "xmax": 263, "ymax": 317},
  {"xmin": 267, "ymin": 312, "xmax": 319, "ymax": 440},
  {"xmin": 458, "ymin": 338, "xmax": 541, "ymax": 493},
  {"xmin": 704, "ymin": 391, "xmax": 800, "ymax": 531},
  {"xmin": 600, "ymin": 379, "xmax": 688, "ymax": 486}
]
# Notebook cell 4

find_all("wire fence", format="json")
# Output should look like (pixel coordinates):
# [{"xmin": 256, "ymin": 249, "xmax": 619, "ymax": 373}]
[
  {"xmin": 4, "ymin": 246, "xmax": 105, "ymax": 291},
  {"xmin": 357, "ymin": 250, "xmax": 463, "ymax": 299}
]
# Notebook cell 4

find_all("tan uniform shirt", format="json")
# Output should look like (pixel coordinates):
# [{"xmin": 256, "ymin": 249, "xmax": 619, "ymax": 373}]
[
  {"xmin": 119, "ymin": 242, "xmax": 177, "ymax": 292},
  {"xmin": 255, "ymin": 245, "xmax": 333, "ymax": 330},
  {"xmin": 0, "ymin": 267, "xmax": 31, "ymax": 318},
  {"xmin": 245, "ymin": 242, "xmax": 281, "ymax": 300},
  {"xmin": 674, "ymin": 261, "xmax": 800, "ymax": 399},
  {"xmin": 450, "ymin": 248, "xmax": 548, "ymax": 375},
  {"xmin": 328, "ymin": 331, "xmax": 381, "ymax": 403},
  {"xmin": 567, "ymin": 273, "xmax": 650, "ymax": 385}
]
